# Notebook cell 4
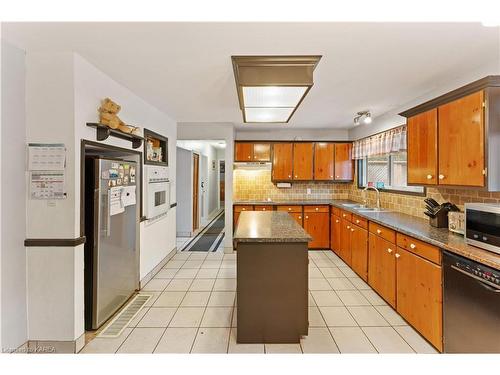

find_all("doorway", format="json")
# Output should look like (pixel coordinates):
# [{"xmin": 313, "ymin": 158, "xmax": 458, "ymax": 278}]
[
  {"xmin": 192, "ymin": 153, "xmax": 199, "ymax": 231},
  {"xmin": 219, "ymin": 160, "xmax": 225, "ymax": 208}
]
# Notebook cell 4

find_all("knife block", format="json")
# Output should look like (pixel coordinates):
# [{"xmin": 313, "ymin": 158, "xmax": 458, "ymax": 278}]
[{"xmin": 429, "ymin": 210, "xmax": 448, "ymax": 228}]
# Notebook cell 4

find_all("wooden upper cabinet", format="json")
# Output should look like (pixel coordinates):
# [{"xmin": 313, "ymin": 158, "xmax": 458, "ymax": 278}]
[
  {"xmin": 272, "ymin": 143, "xmax": 293, "ymax": 181},
  {"xmin": 334, "ymin": 143, "xmax": 354, "ymax": 181},
  {"xmin": 252, "ymin": 143, "xmax": 271, "ymax": 161},
  {"xmin": 314, "ymin": 142, "xmax": 335, "ymax": 180},
  {"xmin": 293, "ymin": 143, "xmax": 314, "ymax": 180},
  {"xmin": 438, "ymin": 91, "xmax": 485, "ymax": 187},
  {"xmin": 396, "ymin": 247, "xmax": 443, "ymax": 351},
  {"xmin": 407, "ymin": 109, "xmax": 438, "ymax": 185},
  {"xmin": 235, "ymin": 142, "xmax": 253, "ymax": 162}
]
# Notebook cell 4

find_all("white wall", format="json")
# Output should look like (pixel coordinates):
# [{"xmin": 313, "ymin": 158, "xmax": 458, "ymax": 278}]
[
  {"xmin": 236, "ymin": 128, "xmax": 349, "ymax": 141},
  {"xmin": 177, "ymin": 123, "xmax": 234, "ymax": 253},
  {"xmin": 348, "ymin": 61, "xmax": 500, "ymax": 141},
  {"xmin": 23, "ymin": 52, "xmax": 178, "ymax": 343},
  {"xmin": 1, "ymin": 40, "xmax": 28, "ymax": 351}
]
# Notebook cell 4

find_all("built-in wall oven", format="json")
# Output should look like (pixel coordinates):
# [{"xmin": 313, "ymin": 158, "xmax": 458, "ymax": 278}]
[
  {"xmin": 465, "ymin": 203, "xmax": 500, "ymax": 255},
  {"xmin": 145, "ymin": 166, "xmax": 170, "ymax": 219}
]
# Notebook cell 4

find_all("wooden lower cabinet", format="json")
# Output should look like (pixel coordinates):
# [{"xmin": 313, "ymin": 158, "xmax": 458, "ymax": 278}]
[
  {"xmin": 290, "ymin": 212, "xmax": 304, "ymax": 227},
  {"xmin": 254, "ymin": 205, "xmax": 273, "ymax": 211},
  {"xmin": 350, "ymin": 224, "xmax": 368, "ymax": 281},
  {"xmin": 368, "ymin": 233, "xmax": 396, "ymax": 307},
  {"xmin": 396, "ymin": 247, "xmax": 443, "ymax": 351},
  {"xmin": 303, "ymin": 212, "xmax": 329, "ymax": 249},
  {"xmin": 330, "ymin": 214, "xmax": 341, "ymax": 255},
  {"xmin": 339, "ymin": 218, "xmax": 352, "ymax": 264}
]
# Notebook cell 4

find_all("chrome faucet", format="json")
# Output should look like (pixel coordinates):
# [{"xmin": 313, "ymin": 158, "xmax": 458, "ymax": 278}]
[{"xmin": 363, "ymin": 186, "xmax": 381, "ymax": 209}]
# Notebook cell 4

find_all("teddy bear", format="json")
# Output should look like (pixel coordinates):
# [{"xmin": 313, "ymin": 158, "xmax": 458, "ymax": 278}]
[{"xmin": 98, "ymin": 98, "xmax": 140, "ymax": 135}]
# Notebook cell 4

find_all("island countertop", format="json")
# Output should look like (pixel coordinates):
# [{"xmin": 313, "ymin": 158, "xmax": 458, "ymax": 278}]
[{"xmin": 233, "ymin": 211, "xmax": 312, "ymax": 243}]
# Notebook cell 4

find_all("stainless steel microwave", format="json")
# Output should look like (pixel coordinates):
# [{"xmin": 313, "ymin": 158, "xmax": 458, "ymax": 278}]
[{"xmin": 465, "ymin": 203, "xmax": 500, "ymax": 255}]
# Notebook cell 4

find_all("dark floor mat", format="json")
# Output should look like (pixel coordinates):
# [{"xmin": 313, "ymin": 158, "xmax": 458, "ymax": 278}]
[{"xmin": 186, "ymin": 213, "xmax": 225, "ymax": 252}]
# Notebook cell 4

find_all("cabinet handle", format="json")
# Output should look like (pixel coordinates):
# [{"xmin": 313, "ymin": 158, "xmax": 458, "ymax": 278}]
[
  {"xmin": 288, "ymin": 175, "xmax": 291, "ymax": 178},
  {"xmin": 438, "ymin": 174, "xmax": 445, "ymax": 180},
  {"xmin": 351, "ymin": 228, "xmax": 354, "ymax": 232},
  {"xmin": 295, "ymin": 175, "xmax": 298, "ymax": 178},
  {"xmin": 336, "ymin": 175, "xmax": 340, "ymax": 178},
  {"xmin": 426, "ymin": 174, "xmax": 433, "ymax": 180},
  {"xmin": 248, "ymin": 156, "xmax": 251, "ymax": 159},
  {"xmin": 242, "ymin": 208, "xmax": 246, "ymax": 211},
  {"xmin": 347, "ymin": 225, "xmax": 351, "ymax": 229},
  {"xmin": 305, "ymin": 216, "xmax": 309, "ymax": 219},
  {"xmin": 395, "ymin": 253, "xmax": 401, "ymax": 258},
  {"xmin": 288, "ymin": 207, "xmax": 292, "ymax": 211},
  {"xmin": 387, "ymin": 248, "xmax": 393, "ymax": 253},
  {"xmin": 335, "ymin": 220, "xmax": 339, "ymax": 223},
  {"xmin": 377, "ymin": 229, "xmax": 382, "ymax": 234},
  {"xmin": 315, "ymin": 207, "xmax": 319, "ymax": 211},
  {"xmin": 343, "ymin": 214, "xmax": 346, "ymax": 217},
  {"xmin": 299, "ymin": 216, "xmax": 302, "ymax": 219},
  {"xmin": 410, "ymin": 243, "xmax": 416, "ymax": 249},
  {"xmin": 330, "ymin": 175, "xmax": 333, "ymax": 178},
  {"xmin": 356, "ymin": 219, "xmax": 360, "ymax": 224},
  {"xmin": 262, "ymin": 208, "xmax": 266, "ymax": 211}
]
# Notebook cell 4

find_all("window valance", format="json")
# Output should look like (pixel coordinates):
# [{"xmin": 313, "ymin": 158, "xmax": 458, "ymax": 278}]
[{"xmin": 352, "ymin": 125, "xmax": 407, "ymax": 160}]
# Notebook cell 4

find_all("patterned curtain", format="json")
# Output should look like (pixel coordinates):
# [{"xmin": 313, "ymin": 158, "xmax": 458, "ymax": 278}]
[{"xmin": 352, "ymin": 125, "xmax": 407, "ymax": 160}]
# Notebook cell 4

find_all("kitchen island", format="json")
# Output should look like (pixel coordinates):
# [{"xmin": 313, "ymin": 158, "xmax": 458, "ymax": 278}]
[{"xmin": 233, "ymin": 211, "xmax": 312, "ymax": 343}]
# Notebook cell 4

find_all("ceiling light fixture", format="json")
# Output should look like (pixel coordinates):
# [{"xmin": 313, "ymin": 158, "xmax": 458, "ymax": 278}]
[
  {"xmin": 353, "ymin": 110, "xmax": 372, "ymax": 126},
  {"xmin": 231, "ymin": 55, "xmax": 322, "ymax": 123}
]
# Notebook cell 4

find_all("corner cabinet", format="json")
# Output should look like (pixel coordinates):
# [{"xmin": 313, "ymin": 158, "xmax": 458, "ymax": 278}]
[{"xmin": 402, "ymin": 76, "xmax": 500, "ymax": 191}]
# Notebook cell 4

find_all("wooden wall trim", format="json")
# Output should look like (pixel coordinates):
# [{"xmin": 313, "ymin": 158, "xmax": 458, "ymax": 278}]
[
  {"xmin": 24, "ymin": 236, "xmax": 86, "ymax": 247},
  {"xmin": 399, "ymin": 75, "xmax": 500, "ymax": 118}
]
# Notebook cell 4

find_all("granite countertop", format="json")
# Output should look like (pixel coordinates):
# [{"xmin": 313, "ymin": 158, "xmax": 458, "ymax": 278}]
[
  {"xmin": 233, "ymin": 211, "xmax": 313, "ymax": 243},
  {"xmin": 233, "ymin": 199, "xmax": 500, "ymax": 270},
  {"xmin": 233, "ymin": 200, "xmax": 334, "ymax": 205}
]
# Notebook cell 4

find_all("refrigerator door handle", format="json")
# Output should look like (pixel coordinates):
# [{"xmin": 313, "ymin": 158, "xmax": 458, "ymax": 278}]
[{"xmin": 105, "ymin": 191, "xmax": 111, "ymax": 237}]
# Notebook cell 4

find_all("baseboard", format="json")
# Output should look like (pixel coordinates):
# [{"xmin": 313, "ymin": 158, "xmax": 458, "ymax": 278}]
[
  {"xmin": 22, "ymin": 333, "xmax": 85, "ymax": 354},
  {"xmin": 177, "ymin": 231, "xmax": 193, "ymax": 237},
  {"xmin": 139, "ymin": 246, "xmax": 177, "ymax": 289}
]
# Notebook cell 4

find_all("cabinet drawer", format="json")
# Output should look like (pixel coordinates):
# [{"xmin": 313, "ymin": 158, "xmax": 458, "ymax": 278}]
[
  {"xmin": 277, "ymin": 205, "xmax": 302, "ymax": 213},
  {"xmin": 352, "ymin": 214, "xmax": 368, "ymax": 229},
  {"xmin": 332, "ymin": 207, "xmax": 341, "ymax": 217},
  {"xmin": 339, "ymin": 210, "xmax": 352, "ymax": 222},
  {"xmin": 369, "ymin": 222, "xmax": 396, "ymax": 243},
  {"xmin": 254, "ymin": 205, "xmax": 273, "ymax": 211},
  {"xmin": 234, "ymin": 205, "xmax": 254, "ymax": 212},
  {"xmin": 396, "ymin": 233, "xmax": 441, "ymax": 265},
  {"xmin": 304, "ymin": 205, "xmax": 329, "ymax": 213}
]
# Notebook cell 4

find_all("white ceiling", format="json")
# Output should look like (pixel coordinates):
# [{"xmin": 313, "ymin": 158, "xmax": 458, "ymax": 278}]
[{"xmin": 3, "ymin": 22, "xmax": 499, "ymax": 130}]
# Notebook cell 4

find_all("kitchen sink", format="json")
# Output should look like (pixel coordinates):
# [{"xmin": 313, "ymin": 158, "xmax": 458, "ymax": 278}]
[
  {"xmin": 341, "ymin": 203, "xmax": 364, "ymax": 208},
  {"xmin": 356, "ymin": 208, "xmax": 391, "ymax": 213}
]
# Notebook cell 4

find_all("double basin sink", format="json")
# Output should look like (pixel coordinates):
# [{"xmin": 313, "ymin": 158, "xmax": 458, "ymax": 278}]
[{"xmin": 341, "ymin": 203, "xmax": 390, "ymax": 213}]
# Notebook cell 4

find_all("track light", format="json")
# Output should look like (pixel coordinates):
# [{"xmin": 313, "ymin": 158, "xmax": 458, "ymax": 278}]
[{"xmin": 353, "ymin": 110, "xmax": 372, "ymax": 126}]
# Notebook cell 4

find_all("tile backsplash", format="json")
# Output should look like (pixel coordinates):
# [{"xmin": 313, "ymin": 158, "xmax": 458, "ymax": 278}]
[{"xmin": 233, "ymin": 165, "xmax": 500, "ymax": 219}]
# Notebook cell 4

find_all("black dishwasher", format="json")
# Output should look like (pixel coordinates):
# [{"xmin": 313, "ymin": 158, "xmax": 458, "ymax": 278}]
[{"xmin": 443, "ymin": 251, "xmax": 500, "ymax": 353}]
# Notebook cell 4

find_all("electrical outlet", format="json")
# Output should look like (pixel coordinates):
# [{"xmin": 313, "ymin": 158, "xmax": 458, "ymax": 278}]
[{"xmin": 306, "ymin": 188, "xmax": 311, "ymax": 195}]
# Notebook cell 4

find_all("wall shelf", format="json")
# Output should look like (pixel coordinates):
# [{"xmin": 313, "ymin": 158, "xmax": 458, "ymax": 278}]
[
  {"xmin": 86, "ymin": 123, "xmax": 144, "ymax": 149},
  {"xmin": 144, "ymin": 128, "xmax": 168, "ymax": 166}
]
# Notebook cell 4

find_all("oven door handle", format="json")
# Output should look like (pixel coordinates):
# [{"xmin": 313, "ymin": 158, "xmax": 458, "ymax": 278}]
[{"xmin": 451, "ymin": 265, "xmax": 500, "ymax": 292}]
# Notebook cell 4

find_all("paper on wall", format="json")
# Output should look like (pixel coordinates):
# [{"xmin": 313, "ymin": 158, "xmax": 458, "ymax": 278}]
[
  {"xmin": 109, "ymin": 186, "xmax": 124, "ymax": 216},
  {"xmin": 30, "ymin": 171, "xmax": 66, "ymax": 199},
  {"xmin": 28, "ymin": 143, "xmax": 66, "ymax": 171},
  {"xmin": 121, "ymin": 185, "xmax": 136, "ymax": 207}
]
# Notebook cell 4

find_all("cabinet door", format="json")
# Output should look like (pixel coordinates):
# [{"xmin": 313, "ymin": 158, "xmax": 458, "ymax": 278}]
[
  {"xmin": 407, "ymin": 109, "xmax": 438, "ymax": 185},
  {"xmin": 314, "ymin": 142, "xmax": 334, "ymax": 180},
  {"xmin": 293, "ymin": 143, "xmax": 314, "ymax": 180},
  {"xmin": 253, "ymin": 143, "xmax": 271, "ymax": 161},
  {"xmin": 331, "ymin": 214, "xmax": 341, "ymax": 255},
  {"xmin": 235, "ymin": 142, "xmax": 253, "ymax": 162},
  {"xmin": 272, "ymin": 143, "xmax": 293, "ymax": 181},
  {"xmin": 334, "ymin": 143, "xmax": 354, "ymax": 181},
  {"xmin": 438, "ymin": 91, "xmax": 485, "ymax": 187},
  {"xmin": 233, "ymin": 211, "xmax": 240, "ymax": 231},
  {"xmin": 368, "ymin": 234, "xmax": 396, "ymax": 307},
  {"xmin": 339, "ymin": 218, "xmax": 352, "ymax": 264},
  {"xmin": 396, "ymin": 247, "xmax": 443, "ymax": 351},
  {"xmin": 351, "ymin": 225, "xmax": 368, "ymax": 281},
  {"xmin": 254, "ymin": 205, "xmax": 273, "ymax": 211},
  {"xmin": 304, "ymin": 212, "xmax": 329, "ymax": 249},
  {"xmin": 290, "ymin": 212, "xmax": 304, "ymax": 227}
]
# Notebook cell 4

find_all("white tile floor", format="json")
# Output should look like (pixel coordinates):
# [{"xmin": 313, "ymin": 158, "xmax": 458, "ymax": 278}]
[{"xmin": 80, "ymin": 250, "xmax": 438, "ymax": 354}]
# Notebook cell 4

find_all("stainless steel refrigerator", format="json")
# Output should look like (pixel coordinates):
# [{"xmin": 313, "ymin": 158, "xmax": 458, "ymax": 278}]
[{"xmin": 84, "ymin": 157, "xmax": 139, "ymax": 330}]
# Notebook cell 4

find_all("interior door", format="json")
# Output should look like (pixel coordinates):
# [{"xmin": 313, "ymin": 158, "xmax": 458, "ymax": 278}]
[
  {"xmin": 192, "ymin": 153, "xmax": 199, "ymax": 231},
  {"xmin": 407, "ymin": 109, "xmax": 438, "ymax": 185},
  {"xmin": 293, "ymin": 143, "xmax": 314, "ymax": 180},
  {"xmin": 368, "ymin": 233, "xmax": 396, "ymax": 307},
  {"xmin": 314, "ymin": 142, "xmax": 334, "ymax": 180},
  {"xmin": 350, "ymin": 225, "xmax": 368, "ymax": 281},
  {"xmin": 334, "ymin": 143, "xmax": 354, "ymax": 181},
  {"xmin": 200, "ymin": 155, "xmax": 208, "ymax": 221},
  {"xmin": 272, "ymin": 143, "xmax": 293, "ymax": 181},
  {"xmin": 438, "ymin": 91, "xmax": 485, "ymax": 186},
  {"xmin": 396, "ymin": 247, "xmax": 442, "ymax": 351}
]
